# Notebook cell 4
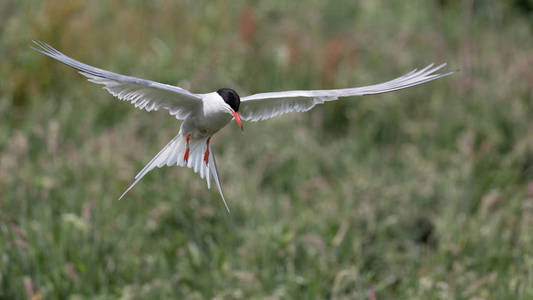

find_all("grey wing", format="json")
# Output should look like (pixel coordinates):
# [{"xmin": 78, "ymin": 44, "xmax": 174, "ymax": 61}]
[
  {"xmin": 31, "ymin": 40, "xmax": 202, "ymax": 120},
  {"xmin": 239, "ymin": 63, "xmax": 456, "ymax": 122}
]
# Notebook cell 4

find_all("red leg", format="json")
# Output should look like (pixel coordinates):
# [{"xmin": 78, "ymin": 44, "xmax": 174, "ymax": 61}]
[
  {"xmin": 203, "ymin": 137, "xmax": 211, "ymax": 164},
  {"xmin": 183, "ymin": 134, "xmax": 190, "ymax": 162}
]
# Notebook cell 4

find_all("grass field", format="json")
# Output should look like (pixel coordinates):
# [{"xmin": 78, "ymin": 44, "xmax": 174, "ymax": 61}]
[{"xmin": 1, "ymin": 0, "xmax": 533, "ymax": 299}]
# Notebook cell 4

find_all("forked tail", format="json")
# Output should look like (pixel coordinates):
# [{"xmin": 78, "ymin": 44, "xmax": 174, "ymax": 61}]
[{"xmin": 119, "ymin": 133, "xmax": 229, "ymax": 212}]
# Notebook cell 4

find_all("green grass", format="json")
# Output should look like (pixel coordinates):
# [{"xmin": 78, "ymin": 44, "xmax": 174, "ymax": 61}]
[{"xmin": 1, "ymin": 0, "xmax": 533, "ymax": 298}]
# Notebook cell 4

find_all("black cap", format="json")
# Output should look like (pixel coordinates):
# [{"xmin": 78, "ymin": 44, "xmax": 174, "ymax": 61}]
[{"xmin": 216, "ymin": 88, "xmax": 240, "ymax": 112}]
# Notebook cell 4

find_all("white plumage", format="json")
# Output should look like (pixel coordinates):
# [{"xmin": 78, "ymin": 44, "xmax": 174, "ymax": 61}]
[
  {"xmin": 239, "ymin": 63, "xmax": 454, "ymax": 122},
  {"xmin": 32, "ymin": 40, "xmax": 455, "ymax": 212}
]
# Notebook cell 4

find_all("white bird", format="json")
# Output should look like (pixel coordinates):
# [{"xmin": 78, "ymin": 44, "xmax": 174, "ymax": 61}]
[{"xmin": 32, "ymin": 40, "xmax": 455, "ymax": 212}]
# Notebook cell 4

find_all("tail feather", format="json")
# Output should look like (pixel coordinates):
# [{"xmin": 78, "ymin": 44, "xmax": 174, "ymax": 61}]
[
  {"xmin": 135, "ymin": 135, "xmax": 179, "ymax": 180},
  {"xmin": 165, "ymin": 139, "xmax": 180, "ymax": 167},
  {"xmin": 119, "ymin": 133, "xmax": 228, "ymax": 211},
  {"xmin": 208, "ymin": 143, "xmax": 229, "ymax": 212}
]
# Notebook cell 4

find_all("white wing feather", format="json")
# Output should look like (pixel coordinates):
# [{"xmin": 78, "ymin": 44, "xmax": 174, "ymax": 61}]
[
  {"xmin": 240, "ymin": 63, "xmax": 456, "ymax": 122},
  {"xmin": 31, "ymin": 40, "xmax": 201, "ymax": 120}
]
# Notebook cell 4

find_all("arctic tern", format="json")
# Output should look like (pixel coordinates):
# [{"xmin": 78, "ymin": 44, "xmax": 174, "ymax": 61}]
[{"xmin": 32, "ymin": 40, "xmax": 455, "ymax": 212}]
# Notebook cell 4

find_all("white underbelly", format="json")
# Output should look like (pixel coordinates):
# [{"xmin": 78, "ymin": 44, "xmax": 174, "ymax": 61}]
[
  {"xmin": 196, "ymin": 111, "xmax": 232, "ymax": 135},
  {"xmin": 180, "ymin": 110, "xmax": 232, "ymax": 138},
  {"xmin": 179, "ymin": 92, "xmax": 234, "ymax": 138}
]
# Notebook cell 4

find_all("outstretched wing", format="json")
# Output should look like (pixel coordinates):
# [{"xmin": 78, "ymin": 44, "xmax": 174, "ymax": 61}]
[
  {"xmin": 31, "ymin": 40, "xmax": 202, "ymax": 120},
  {"xmin": 239, "ymin": 63, "xmax": 455, "ymax": 122}
]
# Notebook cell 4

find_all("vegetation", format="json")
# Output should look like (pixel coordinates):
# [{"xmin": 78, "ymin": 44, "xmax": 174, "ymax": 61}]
[{"xmin": 1, "ymin": 0, "xmax": 532, "ymax": 298}]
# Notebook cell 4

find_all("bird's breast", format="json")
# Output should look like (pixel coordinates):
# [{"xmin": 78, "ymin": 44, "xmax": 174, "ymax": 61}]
[
  {"xmin": 198, "ymin": 109, "xmax": 232, "ymax": 133},
  {"xmin": 180, "ymin": 92, "xmax": 233, "ymax": 138}
]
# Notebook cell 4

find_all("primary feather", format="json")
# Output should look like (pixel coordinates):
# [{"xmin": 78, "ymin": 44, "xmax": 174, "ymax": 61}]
[
  {"xmin": 31, "ymin": 40, "xmax": 201, "ymax": 120},
  {"xmin": 240, "ymin": 63, "xmax": 455, "ymax": 122}
]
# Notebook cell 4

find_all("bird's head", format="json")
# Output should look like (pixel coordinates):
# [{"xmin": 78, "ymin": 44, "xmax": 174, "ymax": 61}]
[{"xmin": 217, "ymin": 88, "xmax": 243, "ymax": 131}]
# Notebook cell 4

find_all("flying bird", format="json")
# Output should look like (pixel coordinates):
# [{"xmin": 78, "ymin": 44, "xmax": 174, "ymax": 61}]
[{"xmin": 31, "ymin": 40, "xmax": 455, "ymax": 212}]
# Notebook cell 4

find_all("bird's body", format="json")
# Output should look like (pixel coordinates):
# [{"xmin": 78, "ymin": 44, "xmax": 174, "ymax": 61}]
[
  {"xmin": 31, "ymin": 41, "xmax": 455, "ymax": 211},
  {"xmin": 119, "ymin": 90, "xmax": 242, "ymax": 211},
  {"xmin": 183, "ymin": 92, "xmax": 234, "ymax": 138}
]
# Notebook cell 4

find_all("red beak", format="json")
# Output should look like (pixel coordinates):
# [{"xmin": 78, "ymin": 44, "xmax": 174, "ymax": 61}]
[{"xmin": 232, "ymin": 111, "xmax": 243, "ymax": 131}]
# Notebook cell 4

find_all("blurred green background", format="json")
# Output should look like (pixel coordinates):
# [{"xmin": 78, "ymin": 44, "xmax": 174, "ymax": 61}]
[{"xmin": 1, "ymin": 0, "xmax": 533, "ymax": 299}]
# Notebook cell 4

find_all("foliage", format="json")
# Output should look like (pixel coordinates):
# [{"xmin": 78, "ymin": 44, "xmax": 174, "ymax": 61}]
[{"xmin": 1, "ymin": 0, "xmax": 532, "ymax": 298}]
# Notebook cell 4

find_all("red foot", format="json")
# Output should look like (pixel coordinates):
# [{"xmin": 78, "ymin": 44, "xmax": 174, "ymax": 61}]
[
  {"xmin": 203, "ymin": 137, "xmax": 211, "ymax": 164},
  {"xmin": 184, "ymin": 134, "xmax": 191, "ymax": 162},
  {"xmin": 184, "ymin": 148, "xmax": 190, "ymax": 162}
]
